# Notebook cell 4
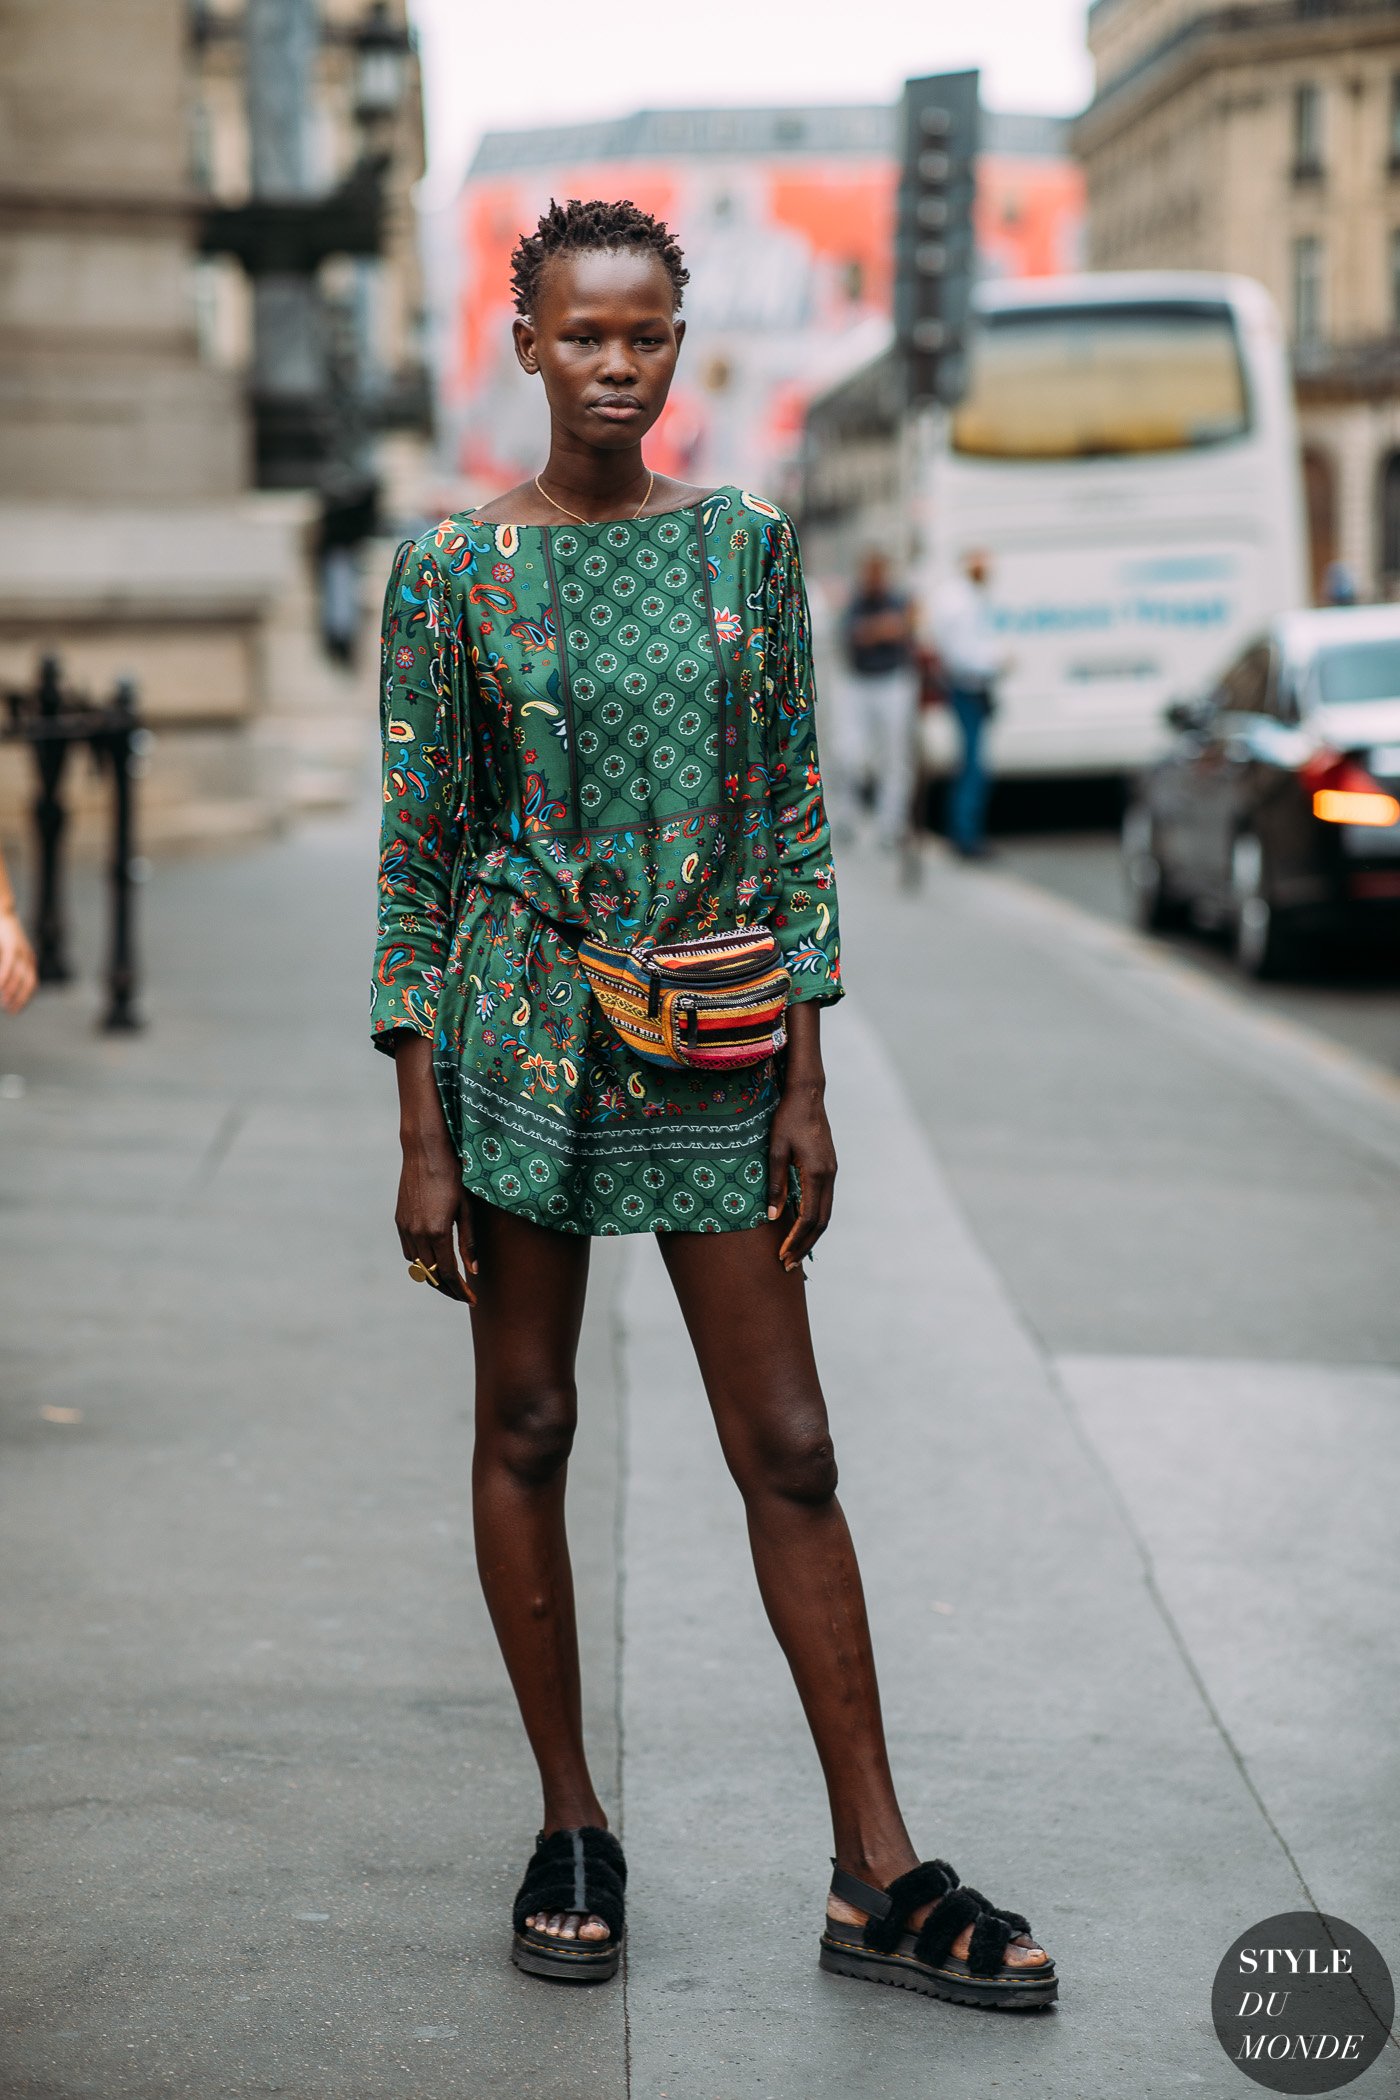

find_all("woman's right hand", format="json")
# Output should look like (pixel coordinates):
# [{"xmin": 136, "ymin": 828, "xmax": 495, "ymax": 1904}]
[{"xmin": 393, "ymin": 1034, "xmax": 477, "ymax": 1304}]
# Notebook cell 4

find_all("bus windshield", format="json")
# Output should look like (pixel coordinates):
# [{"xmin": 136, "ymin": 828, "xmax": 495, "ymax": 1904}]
[{"xmin": 951, "ymin": 303, "xmax": 1251, "ymax": 461}]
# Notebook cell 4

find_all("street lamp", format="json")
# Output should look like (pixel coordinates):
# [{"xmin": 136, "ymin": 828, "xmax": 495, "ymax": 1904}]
[{"xmin": 353, "ymin": 2, "xmax": 411, "ymax": 132}]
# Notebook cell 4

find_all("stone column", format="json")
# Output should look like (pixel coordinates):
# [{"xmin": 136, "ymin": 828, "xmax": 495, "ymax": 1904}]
[
  {"xmin": 0, "ymin": 0, "xmax": 360, "ymax": 850},
  {"xmin": 0, "ymin": 0, "xmax": 245, "ymax": 503}
]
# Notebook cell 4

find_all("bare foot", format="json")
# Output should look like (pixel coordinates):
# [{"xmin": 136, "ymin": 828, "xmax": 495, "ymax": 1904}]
[{"xmin": 525, "ymin": 1909, "xmax": 611, "ymax": 1942}]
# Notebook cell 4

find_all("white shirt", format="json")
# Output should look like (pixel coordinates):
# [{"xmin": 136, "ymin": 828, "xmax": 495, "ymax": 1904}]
[{"xmin": 932, "ymin": 573, "xmax": 1002, "ymax": 687}]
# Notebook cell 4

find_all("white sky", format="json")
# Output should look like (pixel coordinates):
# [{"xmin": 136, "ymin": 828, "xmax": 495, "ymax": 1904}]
[{"xmin": 407, "ymin": 0, "xmax": 1095, "ymax": 207}]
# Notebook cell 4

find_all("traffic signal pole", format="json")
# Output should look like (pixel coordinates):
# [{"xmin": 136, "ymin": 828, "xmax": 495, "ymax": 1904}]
[{"xmin": 894, "ymin": 70, "xmax": 980, "ymax": 413}]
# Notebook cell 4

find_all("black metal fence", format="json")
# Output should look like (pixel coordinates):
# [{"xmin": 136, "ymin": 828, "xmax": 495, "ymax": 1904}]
[{"xmin": 2, "ymin": 657, "xmax": 146, "ymax": 1031}]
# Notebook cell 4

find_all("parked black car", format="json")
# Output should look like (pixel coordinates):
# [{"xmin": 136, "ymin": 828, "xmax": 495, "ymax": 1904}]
[{"xmin": 1123, "ymin": 608, "xmax": 1400, "ymax": 975}]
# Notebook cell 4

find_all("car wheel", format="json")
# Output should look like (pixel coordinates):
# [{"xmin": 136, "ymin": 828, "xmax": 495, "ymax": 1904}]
[
  {"xmin": 1231, "ymin": 831, "xmax": 1299, "ymax": 978},
  {"xmin": 1122, "ymin": 802, "xmax": 1188, "ymax": 933}
]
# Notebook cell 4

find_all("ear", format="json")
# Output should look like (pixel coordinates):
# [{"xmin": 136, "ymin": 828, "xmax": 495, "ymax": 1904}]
[
  {"xmin": 673, "ymin": 317, "xmax": 686, "ymax": 355},
  {"xmin": 513, "ymin": 316, "xmax": 539, "ymax": 376}
]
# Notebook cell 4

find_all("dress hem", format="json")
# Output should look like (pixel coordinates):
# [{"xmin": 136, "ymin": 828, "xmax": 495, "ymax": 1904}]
[{"xmin": 456, "ymin": 1170, "xmax": 772, "ymax": 1239}]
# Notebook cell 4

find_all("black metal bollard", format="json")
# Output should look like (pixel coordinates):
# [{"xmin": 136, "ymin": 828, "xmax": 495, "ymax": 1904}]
[
  {"xmin": 31, "ymin": 655, "xmax": 74, "ymax": 984},
  {"xmin": 3, "ymin": 656, "xmax": 147, "ymax": 1029},
  {"xmin": 99, "ymin": 679, "xmax": 142, "ymax": 1032}
]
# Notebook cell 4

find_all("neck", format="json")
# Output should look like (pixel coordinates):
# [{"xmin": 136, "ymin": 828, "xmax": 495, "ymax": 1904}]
[{"xmin": 539, "ymin": 430, "xmax": 649, "ymax": 515}]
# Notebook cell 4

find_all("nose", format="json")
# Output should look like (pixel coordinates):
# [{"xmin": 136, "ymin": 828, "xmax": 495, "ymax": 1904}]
[{"xmin": 598, "ymin": 338, "xmax": 640, "ymax": 385}]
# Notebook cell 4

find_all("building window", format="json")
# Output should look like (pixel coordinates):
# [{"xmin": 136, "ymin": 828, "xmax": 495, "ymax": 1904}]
[
  {"xmin": 1381, "ymin": 452, "xmax": 1400, "ymax": 581},
  {"xmin": 188, "ymin": 99, "xmax": 214, "ymax": 192},
  {"xmin": 1390, "ymin": 74, "xmax": 1400, "ymax": 165},
  {"xmin": 1391, "ymin": 231, "xmax": 1400, "ymax": 328},
  {"xmin": 1302, "ymin": 446, "xmax": 1338, "ymax": 605},
  {"xmin": 1293, "ymin": 82, "xmax": 1323, "ymax": 178},
  {"xmin": 1293, "ymin": 234, "xmax": 1325, "ymax": 344}
]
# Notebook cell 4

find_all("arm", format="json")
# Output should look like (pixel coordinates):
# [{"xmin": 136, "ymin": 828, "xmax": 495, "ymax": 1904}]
[
  {"xmin": 372, "ymin": 538, "xmax": 462, "ymax": 1049},
  {"xmin": 394, "ymin": 1033, "xmax": 476, "ymax": 1303},
  {"xmin": 761, "ymin": 519, "xmax": 843, "ymax": 1265},
  {"xmin": 372, "ymin": 538, "xmax": 476, "ymax": 1302},
  {"xmin": 766, "ymin": 999, "xmax": 835, "ymax": 1268},
  {"xmin": 0, "ymin": 847, "xmax": 36, "ymax": 1014}
]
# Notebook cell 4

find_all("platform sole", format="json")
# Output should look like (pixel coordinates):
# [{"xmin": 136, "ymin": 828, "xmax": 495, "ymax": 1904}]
[
  {"xmin": 511, "ymin": 1933, "xmax": 621, "ymax": 1984},
  {"xmin": 820, "ymin": 1937, "xmax": 1057, "ymax": 2010}
]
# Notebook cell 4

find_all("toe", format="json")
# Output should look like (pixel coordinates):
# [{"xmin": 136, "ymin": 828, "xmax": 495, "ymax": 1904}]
[
  {"xmin": 578, "ymin": 1915, "xmax": 610, "ymax": 1942},
  {"xmin": 559, "ymin": 1914, "xmax": 579, "ymax": 1940}
]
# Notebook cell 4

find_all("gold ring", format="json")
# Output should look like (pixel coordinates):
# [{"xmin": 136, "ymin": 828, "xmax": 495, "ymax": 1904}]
[{"xmin": 407, "ymin": 1258, "xmax": 440, "ymax": 1287}]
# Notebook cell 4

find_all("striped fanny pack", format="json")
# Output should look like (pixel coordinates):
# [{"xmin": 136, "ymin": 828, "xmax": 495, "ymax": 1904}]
[{"xmin": 577, "ymin": 928, "xmax": 791, "ymax": 1071}]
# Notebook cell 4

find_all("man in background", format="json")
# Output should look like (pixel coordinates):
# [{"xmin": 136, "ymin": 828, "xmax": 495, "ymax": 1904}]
[
  {"xmin": 932, "ymin": 548, "xmax": 1004, "ymax": 861},
  {"xmin": 837, "ymin": 550, "xmax": 918, "ymax": 849}
]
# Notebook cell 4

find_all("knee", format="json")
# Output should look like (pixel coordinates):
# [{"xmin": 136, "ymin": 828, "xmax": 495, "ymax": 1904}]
[
  {"xmin": 484, "ymin": 1377, "xmax": 578, "ymax": 1486},
  {"xmin": 740, "ymin": 1418, "xmax": 839, "ymax": 1509}
]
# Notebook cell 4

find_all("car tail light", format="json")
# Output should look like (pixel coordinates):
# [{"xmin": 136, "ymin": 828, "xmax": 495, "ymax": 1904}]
[{"xmin": 1300, "ymin": 749, "xmax": 1400, "ymax": 827}]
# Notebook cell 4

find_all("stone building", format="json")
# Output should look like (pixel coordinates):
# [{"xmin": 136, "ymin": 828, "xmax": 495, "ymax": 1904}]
[
  {"xmin": 1076, "ymin": 0, "xmax": 1400, "ymax": 600},
  {"xmin": 0, "ymin": 0, "xmax": 426, "ymax": 857},
  {"xmin": 189, "ymin": 0, "xmax": 430, "ymax": 527}
]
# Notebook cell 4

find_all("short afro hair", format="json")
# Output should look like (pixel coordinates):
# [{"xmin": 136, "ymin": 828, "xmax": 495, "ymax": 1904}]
[{"xmin": 510, "ymin": 197, "xmax": 689, "ymax": 318}]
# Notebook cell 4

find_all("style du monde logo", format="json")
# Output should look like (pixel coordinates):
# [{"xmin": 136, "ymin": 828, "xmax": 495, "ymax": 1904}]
[{"xmin": 1211, "ymin": 1912, "xmax": 1394, "ymax": 2093}]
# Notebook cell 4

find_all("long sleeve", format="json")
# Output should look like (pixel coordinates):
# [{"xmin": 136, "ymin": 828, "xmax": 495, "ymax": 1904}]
[
  {"xmin": 370, "ymin": 537, "xmax": 466, "ymax": 1054},
  {"xmin": 760, "ymin": 518, "xmax": 843, "ymax": 1006}
]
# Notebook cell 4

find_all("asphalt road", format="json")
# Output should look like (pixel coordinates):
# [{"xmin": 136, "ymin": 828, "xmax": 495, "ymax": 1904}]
[
  {"xmin": 2, "ymin": 815, "xmax": 1398, "ymax": 2100},
  {"xmin": 994, "ymin": 824, "xmax": 1400, "ymax": 1080}
]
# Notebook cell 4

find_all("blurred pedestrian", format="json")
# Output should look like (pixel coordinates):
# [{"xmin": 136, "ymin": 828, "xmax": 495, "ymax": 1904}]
[
  {"xmin": 1322, "ymin": 560, "xmax": 1358, "ymax": 607},
  {"xmin": 837, "ymin": 551, "xmax": 917, "ymax": 848},
  {"xmin": 319, "ymin": 544, "xmax": 359, "ymax": 665},
  {"xmin": 932, "ymin": 548, "xmax": 1005, "ymax": 860},
  {"xmin": 0, "ymin": 845, "xmax": 37, "ymax": 1013},
  {"xmin": 373, "ymin": 199, "xmax": 1054, "ymax": 2011}
]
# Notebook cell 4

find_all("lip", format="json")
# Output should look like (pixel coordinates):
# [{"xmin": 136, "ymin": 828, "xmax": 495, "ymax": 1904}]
[{"xmin": 590, "ymin": 398, "xmax": 644, "ymax": 421}]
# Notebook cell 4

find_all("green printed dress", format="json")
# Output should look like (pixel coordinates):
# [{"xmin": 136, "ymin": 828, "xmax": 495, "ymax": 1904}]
[{"xmin": 371, "ymin": 487, "xmax": 842, "ymax": 1236}]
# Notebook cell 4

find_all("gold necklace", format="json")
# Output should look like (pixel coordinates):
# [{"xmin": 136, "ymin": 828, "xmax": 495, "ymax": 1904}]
[{"xmin": 533, "ymin": 470, "xmax": 654, "ymax": 527}]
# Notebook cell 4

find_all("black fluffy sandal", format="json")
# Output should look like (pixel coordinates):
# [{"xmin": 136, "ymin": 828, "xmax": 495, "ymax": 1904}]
[
  {"xmin": 819, "ymin": 1858, "xmax": 1057, "ymax": 2010},
  {"xmin": 510, "ymin": 1826, "xmax": 626, "ymax": 1983}
]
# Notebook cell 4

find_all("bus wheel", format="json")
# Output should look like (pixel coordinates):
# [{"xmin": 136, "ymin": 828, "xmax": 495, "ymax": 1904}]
[
  {"xmin": 1232, "ymin": 831, "xmax": 1299, "ymax": 978},
  {"xmin": 1123, "ymin": 803, "xmax": 1187, "ymax": 933}
]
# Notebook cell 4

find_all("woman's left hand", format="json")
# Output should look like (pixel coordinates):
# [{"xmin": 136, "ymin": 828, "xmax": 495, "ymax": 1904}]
[
  {"xmin": 0, "ymin": 905, "xmax": 37, "ymax": 1014},
  {"xmin": 766, "ymin": 1002, "xmax": 836, "ymax": 1269}
]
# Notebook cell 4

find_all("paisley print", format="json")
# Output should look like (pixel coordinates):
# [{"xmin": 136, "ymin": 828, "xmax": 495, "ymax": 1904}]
[{"xmin": 371, "ymin": 488, "xmax": 841, "ymax": 1236}]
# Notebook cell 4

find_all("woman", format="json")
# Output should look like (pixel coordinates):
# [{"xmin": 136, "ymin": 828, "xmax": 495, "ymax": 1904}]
[{"xmin": 372, "ymin": 198, "xmax": 1055, "ymax": 2009}]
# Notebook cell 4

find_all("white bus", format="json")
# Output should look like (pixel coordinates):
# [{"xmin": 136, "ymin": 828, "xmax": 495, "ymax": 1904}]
[{"xmin": 917, "ymin": 272, "xmax": 1308, "ymax": 779}]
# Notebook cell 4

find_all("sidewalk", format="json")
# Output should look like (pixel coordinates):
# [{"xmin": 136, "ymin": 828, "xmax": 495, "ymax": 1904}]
[{"xmin": 2, "ymin": 813, "xmax": 1397, "ymax": 2099}]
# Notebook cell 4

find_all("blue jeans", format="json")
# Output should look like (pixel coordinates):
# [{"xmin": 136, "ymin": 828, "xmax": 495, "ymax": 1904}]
[{"xmin": 948, "ymin": 686, "xmax": 992, "ymax": 852}]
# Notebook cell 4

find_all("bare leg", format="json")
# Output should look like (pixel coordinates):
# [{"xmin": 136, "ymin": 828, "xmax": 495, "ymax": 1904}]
[
  {"xmin": 468, "ymin": 1199, "xmax": 609, "ymax": 1941},
  {"xmin": 660, "ymin": 1221, "xmax": 1047, "ymax": 1967}
]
